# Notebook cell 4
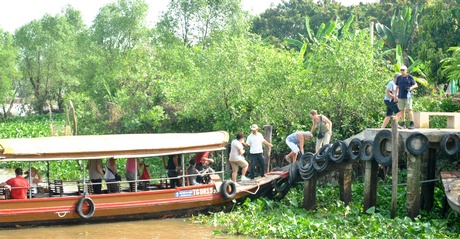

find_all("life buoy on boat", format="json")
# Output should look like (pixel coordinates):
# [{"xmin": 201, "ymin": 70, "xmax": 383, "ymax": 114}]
[
  {"xmin": 76, "ymin": 197, "xmax": 95, "ymax": 219},
  {"xmin": 220, "ymin": 180, "xmax": 236, "ymax": 199}
]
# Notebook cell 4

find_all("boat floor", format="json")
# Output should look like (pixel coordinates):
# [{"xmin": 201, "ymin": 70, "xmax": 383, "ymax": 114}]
[{"xmin": 440, "ymin": 171, "xmax": 460, "ymax": 214}]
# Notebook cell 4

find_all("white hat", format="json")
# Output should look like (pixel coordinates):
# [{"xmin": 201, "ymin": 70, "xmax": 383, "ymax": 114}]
[
  {"xmin": 400, "ymin": 65, "xmax": 407, "ymax": 70},
  {"xmin": 250, "ymin": 124, "xmax": 258, "ymax": 130}
]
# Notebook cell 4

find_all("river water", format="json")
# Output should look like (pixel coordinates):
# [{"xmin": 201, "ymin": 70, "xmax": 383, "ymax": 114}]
[{"xmin": 0, "ymin": 218, "xmax": 247, "ymax": 239}]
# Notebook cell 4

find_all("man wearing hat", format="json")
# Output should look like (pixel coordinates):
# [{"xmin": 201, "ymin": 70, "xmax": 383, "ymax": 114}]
[
  {"xmin": 395, "ymin": 65, "xmax": 418, "ymax": 129},
  {"xmin": 245, "ymin": 124, "xmax": 273, "ymax": 180}
]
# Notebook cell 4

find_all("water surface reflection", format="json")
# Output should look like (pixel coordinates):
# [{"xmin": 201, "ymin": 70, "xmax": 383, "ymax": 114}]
[{"xmin": 0, "ymin": 218, "xmax": 249, "ymax": 239}]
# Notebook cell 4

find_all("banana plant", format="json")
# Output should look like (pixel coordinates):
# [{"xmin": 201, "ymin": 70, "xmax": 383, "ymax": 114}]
[
  {"xmin": 284, "ymin": 15, "xmax": 354, "ymax": 59},
  {"xmin": 442, "ymin": 46, "xmax": 460, "ymax": 82}
]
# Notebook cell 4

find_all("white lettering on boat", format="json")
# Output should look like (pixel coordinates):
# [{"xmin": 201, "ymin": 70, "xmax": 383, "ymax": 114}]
[{"xmin": 174, "ymin": 187, "xmax": 215, "ymax": 198}]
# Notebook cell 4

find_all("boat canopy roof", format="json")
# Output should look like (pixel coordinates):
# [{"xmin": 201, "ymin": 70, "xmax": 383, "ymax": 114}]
[{"xmin": 0, "ymin": 131, "xmax": 229, "ymax": 162}]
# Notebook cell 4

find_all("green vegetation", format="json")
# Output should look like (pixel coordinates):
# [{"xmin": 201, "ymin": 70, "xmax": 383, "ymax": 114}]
[{"xmin": 194, "ymin": 180, "xmax": 460, "ymax": 238}]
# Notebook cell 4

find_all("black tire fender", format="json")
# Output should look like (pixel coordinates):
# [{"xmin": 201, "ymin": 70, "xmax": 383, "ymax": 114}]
[
  {"xmin": 330, "ymin": 141, "xmax": 347, "ymax": 163},
  {"xmin": 274, "ymin": 177, "xmax": 290, "ymax": 193},
  {"xmin": 220, "ymin": 180, "xmax": 237, "ymax": 199},
  {"xmin": 347, "ymin": 138, "xmax": 362, "ymax": 161},
  {"xmin": 373, "ymin": 130, "xmax": 392, "ymax": 166},
  {"xmin": 440, "ymin": 133, "xmax": 460, "ymax": 156},
  {"xmin": 405, "ymin": 132, "xmax": 429, "ymax": 156},
  {"xmin": 360, "ymin": 140, "xmax": 374, "ymax": 161},
  {"xmin": 76, "ymin": 197, "xmax": 95, "ymax": 219}
]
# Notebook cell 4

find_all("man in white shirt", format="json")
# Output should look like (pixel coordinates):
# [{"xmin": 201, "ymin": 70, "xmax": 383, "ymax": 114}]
[{"xmin": 245, "ymin": 124, "xmax": 273, "ymax": 180}]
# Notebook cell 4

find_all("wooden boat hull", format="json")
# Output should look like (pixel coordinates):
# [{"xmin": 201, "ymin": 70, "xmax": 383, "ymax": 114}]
[
  {"xmin": 0, "ymin": 173, "xmax": 285, "ymax": 228},
  {"xmin": 440, "ymin": 171, "xmax": 460, "ymax": 214}
]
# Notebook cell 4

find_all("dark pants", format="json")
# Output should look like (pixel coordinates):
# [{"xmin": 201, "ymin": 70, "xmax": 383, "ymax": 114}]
[
  {"xmin": 167, "ymin": 170, "xmax": 179, "ymax": 188},
  {"xmin": 249, "ymin": 153, "xmax": 265, "ymax": 179},
  {"xmin": 91, "ymin": 178, "xmax": 102, "ymax": 194}
]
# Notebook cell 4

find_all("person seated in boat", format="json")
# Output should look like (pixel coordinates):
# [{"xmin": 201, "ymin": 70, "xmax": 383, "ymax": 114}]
[
  {"xmin": 105, "ymin": 157, "xmax": 121, "ymax": 193},
  {"xmin": 194, "ymin": 151, "xmax": 215, "ymax": 173},
  {"xmin": 162, "ymin": 154, "xmax": 182, "ymax": 188},
  {"xmin": 0, "ymin": 168, "xmax": 30, "ymax": 199},
  {"xmin": 187, "ymin": 159, "xmax": 202, "ymax": 186},
  {"xmin": 24, "ymin": 167, "xmax": 43, "ymax": 194}
]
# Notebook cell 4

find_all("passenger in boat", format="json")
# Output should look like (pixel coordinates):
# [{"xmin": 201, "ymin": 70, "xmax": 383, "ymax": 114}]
[
  {"xmin": 194, "ymin": 151, "xmax": 215, "ymax": 172},
  {"xmin": 309, "ymin": 110, "xmax": 333, "ymax": 153},
  {"xmin": 229, "ymin": 132, "xmax": 249, "ymax": 182},
  {"xmin": 86, "ymin": 159, "xmax": 104, "ymax": 194},
  {"xmin": 245, "ymin": 124, "xmax": 273, "ymax": 180},
  {"xmin": 285, "ymin": 131, "xmax": 312, "ymax": 163},
  {"xmin": 381, "ymin": 73, "xmax": 402, "ymax": 129},
  {"xmin": 187, "ymin": 159, "xmax": 202, "ymax": 186},
  {"xmin": 126, "ymin": 158, "xmax": 141, "ymax": 191},
  {"xmin": 194, "ymin": 152, "xmax": 215, "ymax": 183},
  {"xmin": 0, "ymin": 168, "xmax": 30, "ymax": 199},
  {"xmin": 24, "ymin": 167, "xmax": 43, "ymax": 194},
  {"xmin": 162, "ymin": 154, "xmax": 182, "ymax": 188},
  {"xmin": 105, "ymin": 157, "xmax": 120, "ymax": 193}
]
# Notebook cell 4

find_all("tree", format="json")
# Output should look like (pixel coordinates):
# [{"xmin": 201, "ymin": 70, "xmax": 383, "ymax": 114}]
[
  {"xmin": 0, "ymin": 29, "xmax": 20, "ymax": 117},
  {"xmin": 14, "ymin": 6, "xmax": 84, "ymax": 113},
  {"xmin": 159, "ymin": 0, "xmax": 248, "ymax": 46},
  {"xmin": 413, "ymin": 0, "xmax": 460, "ymax": 84}
]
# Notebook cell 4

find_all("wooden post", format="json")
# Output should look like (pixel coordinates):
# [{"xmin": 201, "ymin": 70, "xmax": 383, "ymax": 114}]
[
  {"xmin": 303, "ymin": 174, "xmax": 317, "ymax": 211},
  {"xmin": 406, "ymin": 153, "xmax": 421, "ymax": 218},
  {"xmin": 363, "ymin": 160, "xmax": 378, "ymax": 212},
  {"xmin": 421, "ymin": 148, "xmax": 436, "ymax": 211},
  {"xmin": 338, "ymin": 163, "xmax": 353, "ymax": 205},
  {"xmin": 69, "ymin": 100, "xmax": 77, "ymax": 136},
  {"xmin": 263, "ymin": 125, "xmax": 273, "ymax": 173},
  {"xmin": 391, "ymin": 116, "xmax": 399, "ymax": 218}
]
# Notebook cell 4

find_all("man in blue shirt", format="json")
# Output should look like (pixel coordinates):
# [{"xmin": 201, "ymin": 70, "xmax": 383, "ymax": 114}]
[{"xmin": 395, "ymin": 65, "xmax": 418, "ymax": 129}]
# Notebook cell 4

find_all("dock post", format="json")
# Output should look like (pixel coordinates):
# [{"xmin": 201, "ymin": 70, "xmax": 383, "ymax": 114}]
[
  {"xmin": 263, "ymin": 125, "xmax": 273, "ymax": 172},
  {"xmin": 406, "ymin": 153, "xmax": 422, "ymax": 218},
  {"xmin": 421, "ymin": 148, "xmax": 436, "ymax": 211},
  {"xmin": 363, "ymin": 160, "xmax": 378, "ymax": 212},
  {"xmin": 391, "ymin": 117, "xmax": 399, "ymax": 218},
  {"xmin": 339, "ymin": 163, "xmax": 353, "ymax": 205},
  {"xmin": 303, "ymin": 174, "xmax": 317, "ymax": 210}
]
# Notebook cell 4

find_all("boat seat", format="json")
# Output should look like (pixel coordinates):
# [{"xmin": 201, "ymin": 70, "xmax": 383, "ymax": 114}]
[
  {"xmin": 49, "ymin": 180, "xmax": 63, "ymax": 197},
  {"xmin": 77, "ymin": 180, "xmax": 93, "ymax": 195},
  {"xmin": 106, "ymin": 180, "xmax": 121, "ymax": 193},
  {"xmin": 0, "ymin": 187, "xmax": 10, "ymax": 200}
]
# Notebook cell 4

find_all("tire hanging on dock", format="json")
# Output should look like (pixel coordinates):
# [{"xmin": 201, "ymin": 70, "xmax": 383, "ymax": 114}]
[
  {"xmin": 76, "ymin": 197, "xmax": 95, "ymax": 219},
  {"xmin": 313, "ymin": 144, "xmax": 331, "ymax": 172},
  {"xmin": 405, "ymin": 132, "xmax": 429, "ymax": 156},
  {"xmin": 274, "ymin": 177, "xmax": 290, "ymax": 194},
  {"xmin": 373, "ymin": 130, "xmax": 393, "ymax": 166},
  {"xmin": 360, "ymin": 140, "xmax": 374, "ymax": 161},
  {"xmin": 298, "ymin": 152, "xmax": 315, "ymax": 180},
  {"xmin": 220, "ymin": 180, "xmax": 237, "ymax": 199},
  {"xmin": 347, "ymin": 138, "xmax": 362, "ymax": 161},
  {"xmin": 329, "ymin": 141, "xmax": 347, "ymax": 163},
  {"xmin": 440, "ymin": 133, "xmax": 460, "ymax": 156}
]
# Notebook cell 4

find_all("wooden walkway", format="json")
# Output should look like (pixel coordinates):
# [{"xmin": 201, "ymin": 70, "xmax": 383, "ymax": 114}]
[{"xmin": 440, "ymin": 171, "xmax": 460, "ymax": 214}]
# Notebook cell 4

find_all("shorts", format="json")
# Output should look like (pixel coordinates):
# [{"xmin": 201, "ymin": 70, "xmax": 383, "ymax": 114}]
[
  {"xmin": 230, "ymin": 158, "xmax": 248, "ymax": 172},
  {"xmin": 286, "ymin": 138, "xmax": 300, "ymax": 153},
  {"xmin": 384, "ymin": 100, "xmax": 400, "ymax": 116},
  {"xmin": 397, "ymin": 98, "xmax": 412, "ymax": 111}
]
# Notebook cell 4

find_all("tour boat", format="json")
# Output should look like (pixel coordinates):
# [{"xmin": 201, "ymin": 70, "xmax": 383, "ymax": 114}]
[{"xmin": 0, "ymin": 131, "xmax": 286, "ymax": 228}]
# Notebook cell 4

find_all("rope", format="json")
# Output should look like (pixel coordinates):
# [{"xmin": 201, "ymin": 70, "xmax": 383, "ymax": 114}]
[
  {"xmin": 380, "ymin": 178, "xmax": 440, "ymax": 187},
  {"xmin": 238, "ymin": 181, "xmax": 261, "ymax": 195}
]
